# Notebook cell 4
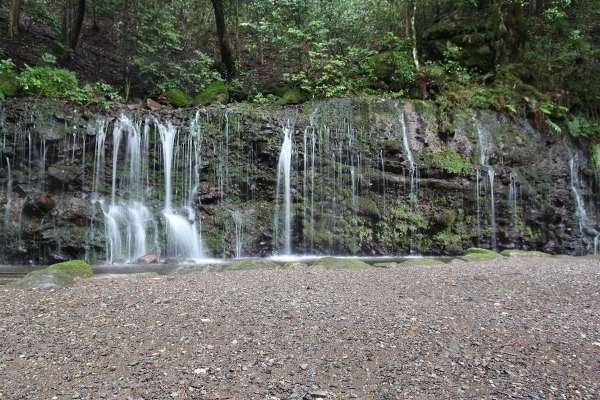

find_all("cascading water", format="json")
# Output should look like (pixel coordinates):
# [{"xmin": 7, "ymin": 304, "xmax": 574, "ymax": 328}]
[
  {"xmin": 273, "ymin": 123, "xmax": 294, "ymax": 255},
  {"xmin": 158, "ymin": 122, "xmax": 203, "ymax": 260},
  {"xmin": 569, "ymin": 157, "xmax": 597, "ymax": 254},
  {"xmin": 473, "ymin": 116, "xmax": 497, "ymax": 250}
]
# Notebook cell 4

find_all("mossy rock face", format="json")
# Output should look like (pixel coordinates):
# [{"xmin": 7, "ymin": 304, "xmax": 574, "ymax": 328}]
[
  {"xmin": 225, "ymin": 259, "xmax": 281, "ymax": 271},
  {"xmin": 169, "ymin": 264, "xmax": 223, "ymax": 275},
  {"xmin": 311, "ymin": 257, "xmax": 372, "ymax": 269},
  {"xmin": 462, "ymin": 248, "xmax": 501, "ymax": 262},
  {"xmin": 283, "ymin": 261, "xmax": 309, "ymax": 269},
  {"xmin": 47, "ymin": 260, "xmax": 93, "ymax": 277},
  {"xmin": 166, "ymin": 89, "xmax": 192, "ymax": 107},
  {"xmin": 91, "ymin": 272, "xmax": 160, "ymax": 279},
  {"xmin": 500, "ymin": 250, "xmax": 552, "ymax": 258},
  {"xmin": 5, "ymin": 269, "xmax": 75, "ymax": 289},
  {"xmin": 192, "ymin": 81, "xmax": 229, "ymax": 106},
  {"xmin": 397, "ymin": 258, "xmax": 444, "ymax": 267}
]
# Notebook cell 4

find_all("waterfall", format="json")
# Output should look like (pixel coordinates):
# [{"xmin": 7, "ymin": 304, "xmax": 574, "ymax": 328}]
[
  {"xmin": 474, "ymin": 116, "xmax": 497, "ymax": 250},
  {"xmin": 569, "ymin": 157, "xmax": 597, "ymax": 254},
  {"xmin": 159, "ymin": 121, "xmax": 203, "ymax": 260},
  {"xmin": 274, "ymin": 123, "xmax": 294, "ymax": 255}
]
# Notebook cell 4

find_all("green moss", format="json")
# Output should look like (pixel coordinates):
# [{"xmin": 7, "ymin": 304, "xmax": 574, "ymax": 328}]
[
  {"xmin": 5, "ymin": 269, "xmax": 75, "ymax": 289},
  {"xmin": 166, "ymin": 89, "xmax": 192, "ymax": 107},
  {"xmin": 282, "ymin": 88, "xmax": 307, "ymax": 105},
  {"xmin": 192, "ymin": 81, "xmax": 229, "ymax": 106},
  {"xmin": 311, "ymin": 257, "xmax": 372, "ymax": 269},
  {"xmin": 225, "ymin": 259, "xmax": 281, "ymax": 271},
  {"xmin": 46, "ymin": 260, "xmax": 93, "ymax": 277},
  {"xmin": 423, "ymin": 149, "xmax": 474, "ymax": 176},
  {"xmin": 500, "ymin": 250, "xmax": 552, "ymax": 257},
  {"xmin": 462, "ymin": 248, "xmax": 501, "ymax": 262}
]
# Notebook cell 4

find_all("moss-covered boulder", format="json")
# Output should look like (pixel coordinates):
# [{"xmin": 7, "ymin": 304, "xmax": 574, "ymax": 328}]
[
  {"xmin": 311, "ymin": 257, "xmax": 372, "ymax": 269},
  {"xmin": 192, "ymin": 81, "xmax": 229, "ymax": 106},
  {"xmin": 224, "ymin": 259, "xmax": 281, "ymax": 271},
  {"xmin": 283, "ymin": 261, "xmax": 309, "ymax": 269},
  {"xmin": 397, "ymin": 258, "xmax": 444, "ymax": 267},
  {"xmin": 4, "ymin": 269, "xmax": 75, "ymax": 289},
  {"xmin": 500, "ymin": 250, "xmax": 552, "ymax": 258},
  {"xmin": 169, "ymin": 264, "xmax": 223, "ymax": 275},
  {"xmin": 462, "ymin": 248, "xmax": 501, "ymax": 262},
  {"xmin": 166, "ymin": 89, "xmax": 192, "ymax": 107},
  {"xmin": 47, "ymin": 260, "xmax": 94, "ymax": 277},
  {"xmin": 276, "ymin": 87, "xmax": 307, "ymax": 105},
  {"xmin": 163, "ymin": 255, "xmax": 189, "ymax": 265}
]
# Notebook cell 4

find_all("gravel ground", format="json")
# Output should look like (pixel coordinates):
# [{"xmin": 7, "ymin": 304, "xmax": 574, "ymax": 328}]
[{"xmin": 1, "ymin": 257, "xmax": 599, "ymax": 400}]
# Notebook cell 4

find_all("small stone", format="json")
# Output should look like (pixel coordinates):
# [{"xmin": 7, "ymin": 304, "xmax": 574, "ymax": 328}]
[{"xmin": 299, "ymin": 363, "xmax": 308, "ymax": 370}]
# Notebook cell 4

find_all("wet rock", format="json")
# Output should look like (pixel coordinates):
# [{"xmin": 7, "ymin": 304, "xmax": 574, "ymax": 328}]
[
  {"xmin": 137, "ymin": 253, "xmax": 159, "ymax": 264},
  {"xmin": 197, "ymin": 185, "xmax": 220, "ymax": 204},
  {"xmin": 4, "ymin": 269, "xmax": 75, "ymax": 289}
]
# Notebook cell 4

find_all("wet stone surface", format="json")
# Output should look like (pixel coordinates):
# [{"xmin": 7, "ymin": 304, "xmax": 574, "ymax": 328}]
[{"xmin": 0, "ymin": 257, "xmax": 599, "ymax": 399}]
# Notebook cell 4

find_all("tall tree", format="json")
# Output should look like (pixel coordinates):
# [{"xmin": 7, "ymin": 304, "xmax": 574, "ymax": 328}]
[{"xmin": 210, "ymin": 0, "xmax": 235, "ymax": 77}]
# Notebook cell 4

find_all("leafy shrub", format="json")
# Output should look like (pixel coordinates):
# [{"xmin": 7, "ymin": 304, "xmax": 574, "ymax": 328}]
[
  {"xmin": 18, "ymin": 65, "xmax": 79, "ymax": 97},
  {"xmin": 0, "ymin": 58, "xmax": 19, "ymax": 98}
]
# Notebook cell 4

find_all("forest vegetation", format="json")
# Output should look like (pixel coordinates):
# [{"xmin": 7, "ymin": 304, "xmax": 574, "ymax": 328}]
[{"xmin": 1, "ymin": 0, "xmax": 599, "ymax": 140}]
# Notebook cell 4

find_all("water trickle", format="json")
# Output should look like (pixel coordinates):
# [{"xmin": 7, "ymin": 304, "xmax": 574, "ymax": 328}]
[{"xmin": 569, "ymin": 157, "xmax": 597, "ymax": 254}]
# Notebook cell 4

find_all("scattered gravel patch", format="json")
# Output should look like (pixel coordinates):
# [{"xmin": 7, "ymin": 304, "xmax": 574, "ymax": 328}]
[{"xmin": 1, "ymin": 257, "xmax": 599, "ymax": 399}]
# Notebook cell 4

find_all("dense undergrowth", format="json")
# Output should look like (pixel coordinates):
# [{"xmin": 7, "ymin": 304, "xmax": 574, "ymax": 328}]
[{"xmin": 0, "ymin": 0, "xmax": 599, "ymax": 144}]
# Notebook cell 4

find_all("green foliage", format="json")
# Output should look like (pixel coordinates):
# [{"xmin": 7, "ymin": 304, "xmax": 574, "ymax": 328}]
[
  {"xmin": 47, "ymin": 260, "xmax": 94, "ymax": 277},
  {"xmin": 591, "ymin": 142, "xmax": 600, "ymax": 178},
  {"xmin": 376, "ymin": 196, "xmax": 426, "ymax": 250},
  {"xmin": 18, "ymin": 65, "xmax": 79, "ymax": 97},
  {"xmin": 0, "ymin": 59, "xmax": 19, "ymax": 97},
  {"xmin": 284, "ymin": 44, "xmax": 377, "ymax": 98},
  {"xmin": 135, "ymin": 50, "xmax": 222, "ymax": 95},
  {"xmin": 423, "ymin": 149, "xmax": 474, "ymax": 176}
]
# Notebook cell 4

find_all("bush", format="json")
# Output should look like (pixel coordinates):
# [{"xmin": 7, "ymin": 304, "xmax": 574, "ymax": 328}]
[
  {"xmin": 0, "ymin": 59, "xmax": 19, "ymax": 98},
  {"xmin": 18, "ymin": 65, "xmax": 79, "ymax": 97}
]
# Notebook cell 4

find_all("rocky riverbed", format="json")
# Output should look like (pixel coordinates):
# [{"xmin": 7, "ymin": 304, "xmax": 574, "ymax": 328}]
[{"xmin": 1, "ymin": 256, "xmax": 599, "ymax": 400}]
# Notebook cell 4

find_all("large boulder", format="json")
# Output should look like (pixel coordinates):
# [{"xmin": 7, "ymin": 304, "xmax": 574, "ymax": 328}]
[
  {"xmin": 166, "ymin": 89, "xmax": 192, "ymax": 107},
  {"xmin": 47, "ymin": 260, "xmax": 94, "ymax": 277},
  {"xmin": 4, "ymin": 269, "xmax": 75, "ymax": 289},
  {"xmin": 192, "ymin": 81, "xmax": 229, "ymax": 106}
]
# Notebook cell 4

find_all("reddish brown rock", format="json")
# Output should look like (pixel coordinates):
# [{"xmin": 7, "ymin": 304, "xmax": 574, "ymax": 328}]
[{"xmin": 137, "ymin": 253, "xmax": 159, "ymax": 264}]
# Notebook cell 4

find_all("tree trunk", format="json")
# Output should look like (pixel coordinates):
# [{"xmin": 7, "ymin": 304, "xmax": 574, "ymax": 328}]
[
  {"xmin": 411, "ymin": 2, "xmax": 419, "ymax": 71},
  {"xmin": 69, "ymin": 0, "xmax": 86, "ymax": 50},
  {"xmin": 210, "ymin": 0, "xmax": 236, "ymax": 77},
  {"xmin": 9, "ymin": 0, "xmax": 20, "ymax": 38},
  {"xmin": 60, "ymin": 0, "xmax": 86, "ymax": 61}
]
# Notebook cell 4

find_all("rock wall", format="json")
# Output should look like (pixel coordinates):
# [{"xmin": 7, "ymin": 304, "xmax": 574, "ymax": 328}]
[{"xmin": 0, "ymin": 98, "xmax": 597, "ymax": 265}]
